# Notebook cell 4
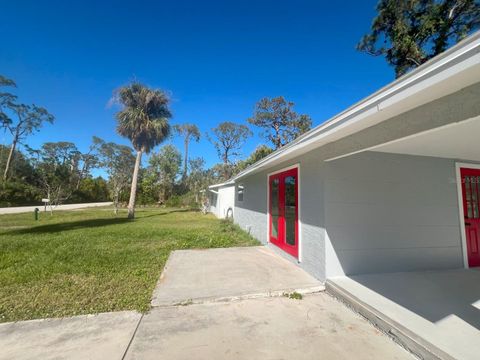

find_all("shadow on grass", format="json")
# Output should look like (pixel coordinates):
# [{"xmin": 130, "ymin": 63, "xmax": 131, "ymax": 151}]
[
  {"xmin": 139, "ymin": 208, "xmax": 196, "ymax": 219},
  {"xmin": 7, "ymin": 217, "xmax": 131, "ymax": 235},
  {"xmin": 5, "ymin": 208, "xmax": 200, "ymax": 235}
]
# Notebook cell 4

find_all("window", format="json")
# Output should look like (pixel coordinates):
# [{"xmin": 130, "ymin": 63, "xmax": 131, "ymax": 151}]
[
  {"xmin": 284, "ymin": 175, "xmax": 296, "ymax": 246},
  {"xmin": 270, "ymin": 178, "xmax": 279, "ymax": 238},
  {"xmin": 237, "ymin": 184, "xmax": 244, "ymax": 202}
]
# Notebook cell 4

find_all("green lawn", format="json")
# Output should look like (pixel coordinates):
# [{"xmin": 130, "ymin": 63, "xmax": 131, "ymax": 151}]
[{"xmin": 0, "ymin": 207, "xmax": 259, "ymax": 323}]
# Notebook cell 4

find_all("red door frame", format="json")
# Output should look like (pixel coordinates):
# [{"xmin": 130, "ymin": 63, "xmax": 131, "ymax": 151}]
[
  {"xmin": 460, "ymin": 167, "xmax": 480, "ymax": 267},
  {"xmin": 269, "ymin": 167, "xmax": 299, "ymax": 258}
]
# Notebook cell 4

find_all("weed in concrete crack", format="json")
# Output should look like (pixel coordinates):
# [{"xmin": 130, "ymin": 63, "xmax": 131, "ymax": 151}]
[
  {"xmin": 283, "ymin": 292, "xmax": 303, "ymax": 300},
  {"xmin": 178, "ymin": 299, "xmax": 194, "ymax": 306}
]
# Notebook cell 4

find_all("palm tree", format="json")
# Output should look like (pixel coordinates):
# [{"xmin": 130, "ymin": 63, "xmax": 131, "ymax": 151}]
[
  {"xmin": 114, "ymin": 82, "xmax": 171, "ymax": 219},
  {"xmin": 173, "ymin": 123, "xmax": 200, "ymax": 180}
]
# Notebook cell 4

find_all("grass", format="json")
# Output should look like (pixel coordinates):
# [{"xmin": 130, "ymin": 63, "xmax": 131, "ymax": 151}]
[{"xmin": 0, "ymin": 207, "xmax": 259, "ymax": 323}]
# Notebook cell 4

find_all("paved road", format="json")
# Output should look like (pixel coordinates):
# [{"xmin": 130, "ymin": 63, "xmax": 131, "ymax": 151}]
[{"xmin": 0, "ymin": 202, "xmax": 113, "ymax": 214}]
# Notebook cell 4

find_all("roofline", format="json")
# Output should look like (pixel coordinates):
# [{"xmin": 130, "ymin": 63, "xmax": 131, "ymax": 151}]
[
  {"xmin": 208, "ymin": 180, "xmax": 235, "ymax": 189},
  {"xmin": 233, "ymin": 30, "xmax": 480, "ymax": 181}
]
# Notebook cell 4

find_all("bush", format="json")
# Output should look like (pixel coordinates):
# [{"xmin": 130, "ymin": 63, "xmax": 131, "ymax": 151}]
[
  {"xmin": 165, "ymin": 195, "xmax": 181, "ymax": 207},
  {"xmin": 165, "ymin": 192, "xmax": 200, "ymax": 209},
  {"xmin": 69, "ymin": 177, "xmax": 109, "ymax": 204},
  {"xmin": 0, "ymin": 181, "xmax": 42, "ymax": 207}
]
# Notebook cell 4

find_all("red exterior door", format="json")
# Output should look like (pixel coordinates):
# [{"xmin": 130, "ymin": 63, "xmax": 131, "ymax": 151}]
[
  {"xmin": 269, "ymin": 168, "xmax": 298, "ymax": 258},
  {"xmin": 460, "ymin": 167, "xmax": 480, "ymax": 267}
]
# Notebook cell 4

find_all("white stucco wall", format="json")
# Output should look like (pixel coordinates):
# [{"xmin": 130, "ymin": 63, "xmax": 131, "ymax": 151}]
[{"xmin": 209, "ymin": 185, "xmax": 235, "ymax": 219}]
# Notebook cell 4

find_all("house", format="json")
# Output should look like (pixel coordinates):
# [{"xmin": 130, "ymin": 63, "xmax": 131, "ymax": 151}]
[
  {"xmin": 204, "ymin": 32, "xmax": 480, "ymax": 360},
  {"xmin": 220, "ymin": 31, "xmax": 480, "ymax": 282},
  {"xmin": 207, "ymin": 181, "xmax": 235, "ymax": 219}
]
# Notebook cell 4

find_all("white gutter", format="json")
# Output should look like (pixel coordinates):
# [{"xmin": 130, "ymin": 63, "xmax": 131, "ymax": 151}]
[
  {"xmin": 232, "ymin": 30, "xmax": 480, "ymax": 181},
  {"xmin": 208, "ymin": 180, "xmax": 235, "ymax": 189}
]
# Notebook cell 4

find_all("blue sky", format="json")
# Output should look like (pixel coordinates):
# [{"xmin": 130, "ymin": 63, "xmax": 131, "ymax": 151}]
[{"xmin": 0, "ymin": 0, "xmax": 393, "ymax": 173}]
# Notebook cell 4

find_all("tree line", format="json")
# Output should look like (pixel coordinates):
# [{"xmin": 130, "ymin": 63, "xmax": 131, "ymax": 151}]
[{"xmin": 0, "ymin": 76, "xmax": 312, "ymax": 213}]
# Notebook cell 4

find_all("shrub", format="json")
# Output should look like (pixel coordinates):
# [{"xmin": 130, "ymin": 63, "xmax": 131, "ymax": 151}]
[{"xmin": 0, "ymin": 181, "xmax": 42, "ymax": 207}]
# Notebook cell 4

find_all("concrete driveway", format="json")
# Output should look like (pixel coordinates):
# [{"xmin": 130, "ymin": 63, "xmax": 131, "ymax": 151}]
[{"xmin": 0, "ymin": 246, "xmax": 414, "ymax": 360}]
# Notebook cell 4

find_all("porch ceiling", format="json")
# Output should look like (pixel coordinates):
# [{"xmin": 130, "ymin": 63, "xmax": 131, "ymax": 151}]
[{"xmin": 371, "ymin": 115, "xmax": 480, "ymax": 162}]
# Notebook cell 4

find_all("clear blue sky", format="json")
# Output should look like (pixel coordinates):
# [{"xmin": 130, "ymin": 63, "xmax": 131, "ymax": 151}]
[{"xmin": 0, "ymin": 0, "xmax": 393, "ymax": 173}]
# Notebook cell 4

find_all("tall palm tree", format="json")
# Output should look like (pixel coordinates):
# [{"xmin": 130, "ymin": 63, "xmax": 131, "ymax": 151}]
[
  {"xmin": 173, "ymin": 123, "xmax": 200, "ymax": 180},
  {"xmin": 115, "ymin": 82, "xmax": 171, "ymax": 219}
]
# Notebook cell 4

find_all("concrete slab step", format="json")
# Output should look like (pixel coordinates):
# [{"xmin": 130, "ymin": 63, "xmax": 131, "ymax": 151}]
[
  {"xmin": 326, "ymin": 279, "xmax": 454, "ymax": 360},
  {"xmin": 151, "ymin": 246, "xmax": 323, "ymax": 306}
]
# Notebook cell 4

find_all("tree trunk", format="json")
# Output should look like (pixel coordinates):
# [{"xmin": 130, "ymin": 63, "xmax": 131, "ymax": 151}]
[
  {"xmin": 182, "ymin": 138, "xmax": 189, "ymax": 181},
  {"xmin": 113, "ymin": 191, "xmax": 119, "ymax": 216},
  {"xmin": 127, "ymin": 150, "xmax": 142, "ymax": 219},
  {"xmin": 3, "ymin": 138, "xmax": 17, "ymax": 181}
]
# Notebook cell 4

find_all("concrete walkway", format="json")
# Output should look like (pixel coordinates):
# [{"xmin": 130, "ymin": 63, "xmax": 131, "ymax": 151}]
[
  {"xmin": 327, "ymin": 269, "xmax": 480, "ymax": 360},
  {"xmin": 0, "ymin": 202, "xmax": 113, "ymax": 214},
  {"xmin": 151, "ymin": 246, "xmax": 324, "ymax": 306},
  {"xmin": 0, "ymin": 247, "xmax": 415, "ymax": 360},
  {"xmin": 126, "ymin": 294, "xmax": 412, "ymax": 360},
  {"xmin": 0, "ymin": 311, "xmax": 141, "ymax": 360}
]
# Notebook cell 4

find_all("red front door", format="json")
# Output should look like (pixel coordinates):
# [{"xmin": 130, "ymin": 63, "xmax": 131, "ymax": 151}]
[
  {"xmin": 460, "ymin": 167, "xmax": 480, "ymax": 267},
  {"xmin": 269, "ymin": 168, "xmax": 298, "ymax": 258}
]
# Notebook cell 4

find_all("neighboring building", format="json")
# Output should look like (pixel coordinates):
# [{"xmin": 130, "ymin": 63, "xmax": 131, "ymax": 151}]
[
  {"xmin": 207, "ymin": 181, "xmax": 235, "ymax": 219},
  {"xmin": 212, "ymin": 31, "xmax": 480, "ymax": 281}
]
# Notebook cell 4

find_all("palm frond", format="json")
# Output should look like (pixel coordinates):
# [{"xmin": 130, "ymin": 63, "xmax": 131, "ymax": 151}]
[{"xmin": 114, "ymin": 82, "xmax": 172, "ymax": 153}]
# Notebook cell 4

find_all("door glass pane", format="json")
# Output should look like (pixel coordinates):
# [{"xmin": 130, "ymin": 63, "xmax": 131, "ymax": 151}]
[
  {"xmin": 285, "ymin": 175, "xmax": 296, "ymax": 246},
  {"xmin": 271, "ymin": 178, "xmax": 279, "ymax": 238},
  {"xmin": 474, "ymin": 177, "xmax": 480, "ymax": 219},
  {"xmin": 466, "ymin": 176, "xmax": 473, "ymax": 219}
]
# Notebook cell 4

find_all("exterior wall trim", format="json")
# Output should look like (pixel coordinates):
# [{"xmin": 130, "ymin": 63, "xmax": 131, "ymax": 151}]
[
  {"xmin": 266, "ymin": 163, "xmax": 302, "ymax": 263},
  {"xmin": 455, "ymin": 162, "xmax": 480, "ymax": 268}
]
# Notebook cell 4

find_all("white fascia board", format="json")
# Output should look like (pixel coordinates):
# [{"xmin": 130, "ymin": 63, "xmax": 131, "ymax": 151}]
[
  {"xmin": 208, "ymin": 180, "xmax": 235, "ymax": 189},
  {"xmin": 233, "ymin": 31, "xmax": 480, "ymax": 181}
]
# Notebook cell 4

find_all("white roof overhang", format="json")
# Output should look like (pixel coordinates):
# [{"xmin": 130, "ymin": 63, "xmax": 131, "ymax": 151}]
[{"xmin": 370, "ymin": 115, "xmax": 480, "ymax": 162}]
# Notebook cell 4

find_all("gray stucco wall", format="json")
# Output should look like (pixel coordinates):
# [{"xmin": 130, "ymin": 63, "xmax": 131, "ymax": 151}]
[
  {"xmin": 235, "ymin": 150, "xmax": 465, "ymax": 281},
  {"xmin": 234, "ymin": 85, "xmax": 477, "ymax": 281},
  {"xmin": 324, "ymin": 151, "xmax": 464, "ymax": 277},
  {"xmin": 234, "ymin": 148, "xmax": 327, "ymax": 280}
]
